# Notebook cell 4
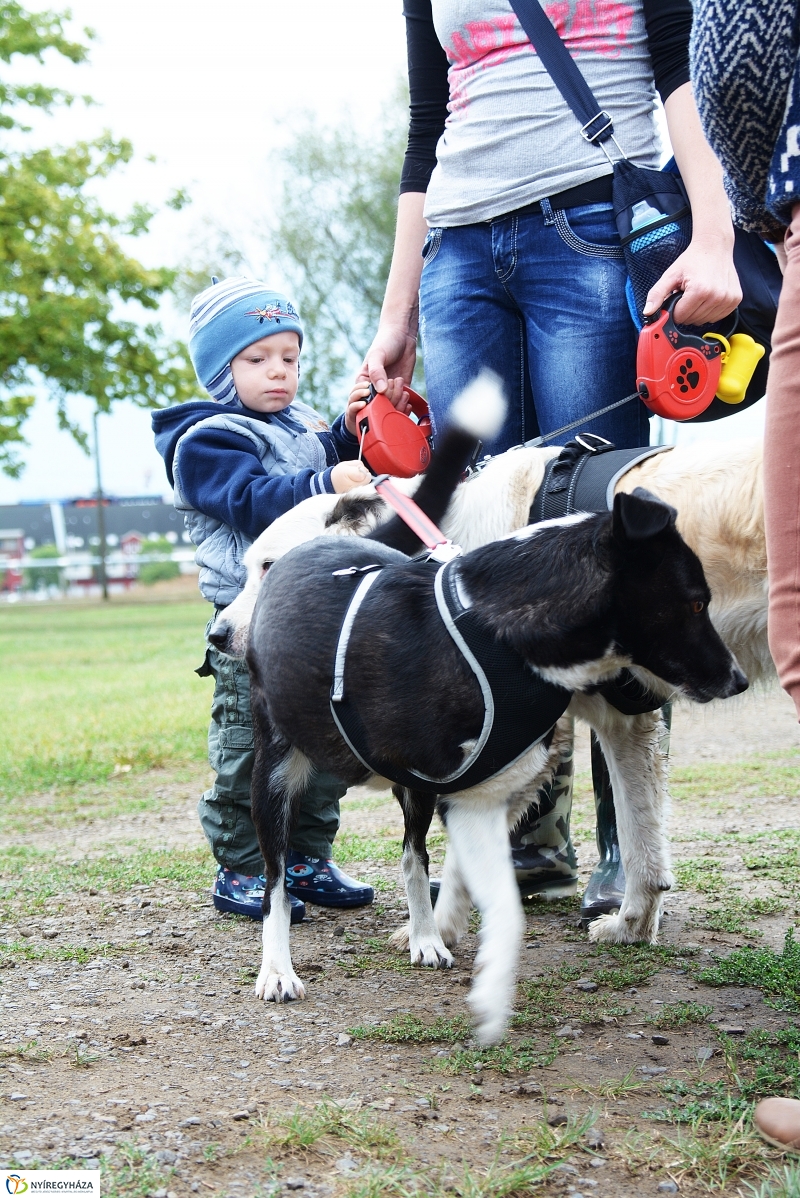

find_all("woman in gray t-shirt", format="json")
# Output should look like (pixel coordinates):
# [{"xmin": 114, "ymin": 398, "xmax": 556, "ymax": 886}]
[{"xmin": 358, "ymin": 0, "xmax": 740, "ymax": 917}]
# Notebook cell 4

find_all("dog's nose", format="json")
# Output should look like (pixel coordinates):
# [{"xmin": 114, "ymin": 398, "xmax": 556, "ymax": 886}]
[
  {"xmin": 730, "ymin": 665, "xmax": 749, "ymax": 696},
  {"xmin": 207, "ymin": 621, "xmax": 229, "ymax": 650}
]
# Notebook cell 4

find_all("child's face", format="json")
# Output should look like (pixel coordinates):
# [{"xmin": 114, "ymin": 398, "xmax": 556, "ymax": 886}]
[{"xmin": 230, "ymin": 332, "xmax": 300, "ymax": 412}]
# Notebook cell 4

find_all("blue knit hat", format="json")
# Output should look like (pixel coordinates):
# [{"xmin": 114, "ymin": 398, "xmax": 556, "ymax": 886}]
[{"xmin": 188, "ymin": 276, "xmax": 304, "ymax": 404}]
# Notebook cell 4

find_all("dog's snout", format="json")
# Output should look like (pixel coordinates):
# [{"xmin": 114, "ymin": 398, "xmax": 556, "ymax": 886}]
[
  {"xmin": 207, "ymin": 621, "xmax": 230, "ymax": 650},
  {"xmin": 729, "ymin": 665, "xmax": 749, "ymax": 696}
]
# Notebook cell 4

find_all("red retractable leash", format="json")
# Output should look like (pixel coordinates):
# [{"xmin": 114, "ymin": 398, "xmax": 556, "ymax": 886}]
[
  {"xmin": 356, "ymin": 384, "xmax": 433, "ymax": 477},
  {"xmin": 636, "ymin": 291, "xmax": 764, "ymax": 421}
]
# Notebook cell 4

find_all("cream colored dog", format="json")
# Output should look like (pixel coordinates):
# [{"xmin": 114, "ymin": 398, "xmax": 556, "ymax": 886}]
[{"xmin": 213, "ymin": 438, "xmax": 769, "ymax": 688}]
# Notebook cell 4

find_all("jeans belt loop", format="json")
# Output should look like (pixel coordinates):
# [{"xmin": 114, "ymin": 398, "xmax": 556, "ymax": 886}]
[{"xmin": 540, "ymin": 196, "xmax": 556, "ymax": 227}]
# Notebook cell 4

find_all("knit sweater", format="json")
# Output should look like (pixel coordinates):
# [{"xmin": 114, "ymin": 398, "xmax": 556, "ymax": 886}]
[{"xmin": 691, "ymin": 0, "xmax": 800, "ymax": 241}]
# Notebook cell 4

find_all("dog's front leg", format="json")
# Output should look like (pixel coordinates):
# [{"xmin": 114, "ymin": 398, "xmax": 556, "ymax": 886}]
[
  {"xmin": 584, "ymin": 706, "xmax": 672, "ymax": 945},
  {"xmin": 250, "ymin": 709, "xmax": 309, "ymax": 1002},
  {"xmin": 389, "ymin": 787, "xmax": 453, "ymax": 968},
  {"xmin": 444, "ymin": 798, "xmax": 525, "ymax": 1045}
]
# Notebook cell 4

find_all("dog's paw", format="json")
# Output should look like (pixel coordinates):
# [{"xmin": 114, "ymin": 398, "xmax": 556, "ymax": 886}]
[
  {"xmin": 389, "ymin": 923, "xmax": 410, "ymax": 952},
  {"xmin": 587, "ymin": 908, "xmax": 658, "ymax": 945},
  {"xmin": 409, "ymin": 934, "xmax": 453, "ymax": 970},
  {"xmin": 254, "ymin": 967, "xmax": 306, "ymax": 1003}
]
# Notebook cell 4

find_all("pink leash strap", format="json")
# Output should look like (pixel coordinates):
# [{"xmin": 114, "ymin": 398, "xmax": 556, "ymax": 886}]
[{"xmin": 372, "ymin": 475, "xmax": 449, "ymax": 551}]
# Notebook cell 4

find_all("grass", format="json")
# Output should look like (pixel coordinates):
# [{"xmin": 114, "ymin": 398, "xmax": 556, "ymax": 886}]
[
  {"xmin": 0, "ymin": 600, "xmax": 210, "ymax": 805},
  {"xmin": 697, "ymin": 927, "xmax": 800, "ymax": 1009},
  {"xmin": 260, "ymin": 1100, "xmax": 403, "ymax": 1161},
  {"xmin": 350, "ymin": 1013, "xmax": 471, "ymax": 1044},
  {"xmin": 647, "ymin": 1001, "xmax": 714, "ymax": 1030},
  {"xmin": 669, "ymin": 756, "xmax": 800, "ymax": 806},
  {"xmin": 622, "ymin": 1112, "xmax": 772, "ymax": 1192}
]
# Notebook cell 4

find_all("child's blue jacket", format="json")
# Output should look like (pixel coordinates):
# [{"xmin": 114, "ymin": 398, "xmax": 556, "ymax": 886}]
[{"xmin": 152, "ymin": 398, "xmax": 359, "ymax": 605}]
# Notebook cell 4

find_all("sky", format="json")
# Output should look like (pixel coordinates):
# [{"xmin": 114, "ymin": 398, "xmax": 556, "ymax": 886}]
[{"xmin": 0, "ymin": 0, "xmax": 767, "ymax": 505}]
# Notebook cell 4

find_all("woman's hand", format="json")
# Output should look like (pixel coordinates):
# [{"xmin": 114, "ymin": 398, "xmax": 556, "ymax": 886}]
[
  {"xmin": 643, "ymin": 232, "xmax": 742, "ymax": 326},
  {"xmin": 344, "ymin": 377, "xmax": 411, "ymax": 436},
  {"xmin": 330, "ymin": 461, "xmax": 372, "ymax": 493},
  {"xmin": 357, "ymin": 324, "xmax": 418, "ymax": 396}
]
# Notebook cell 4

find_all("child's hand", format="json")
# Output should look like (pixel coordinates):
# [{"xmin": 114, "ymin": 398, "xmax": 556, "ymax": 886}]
[
  {"xmin": 331, "ymin": 461, "xmax": 372, "ymax": 493},
  {"xmin": 344, "ymin": 376, "xmax": 411, "ymax": 436}
]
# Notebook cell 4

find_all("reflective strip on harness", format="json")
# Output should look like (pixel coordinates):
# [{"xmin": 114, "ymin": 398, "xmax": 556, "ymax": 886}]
[{"xmin": 328, "ymin": 558, "xmax": 571, "ymax": 795}]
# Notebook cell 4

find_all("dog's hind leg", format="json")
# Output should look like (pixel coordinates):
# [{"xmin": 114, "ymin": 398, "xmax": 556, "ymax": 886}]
[
  {"xmin": 580, "ymin": 705, "xmax": 672, "ymax": 945},
  {"xmin": 433, "ymin": 846, "xmax": 472, "ymax": 950},
  {"xmin": 443, "ymin": 798, "xmax": 525, "ymax": 1045},
  {"xmin": 250, "ymin": 710, "xmax": 310, "ymax": 1003},
  {"xmin": 389, "ymin": 788, "xmax": 453, "ymax": 968}
]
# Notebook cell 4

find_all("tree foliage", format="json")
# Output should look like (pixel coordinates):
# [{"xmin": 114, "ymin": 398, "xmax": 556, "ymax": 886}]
[{"xmin": 0, "ymin": 2, "xmax": 200, "ymax": 476}]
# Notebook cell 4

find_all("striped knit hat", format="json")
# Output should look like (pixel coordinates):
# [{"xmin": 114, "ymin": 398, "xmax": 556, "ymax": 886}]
[{"xmin": 188, "ymin": 276, "xmax": 304, "ymax": 404}]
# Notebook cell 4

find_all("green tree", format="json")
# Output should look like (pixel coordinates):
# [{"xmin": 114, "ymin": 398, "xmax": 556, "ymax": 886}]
[
  {"xmin": 268, "ymin": 89, "xmax": 410, "ymax": 420},
  {"xmin": 23, "ymin": 540, "xmax": 60, "ymax": 591},
  {"xmin": 0, "ymin": 2, "xmax": 201, "ymax": 476}
]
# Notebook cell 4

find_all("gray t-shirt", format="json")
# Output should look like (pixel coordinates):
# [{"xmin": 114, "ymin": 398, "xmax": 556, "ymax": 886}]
[{"xmin": 425, "ymin": 0, "xmax": 661, "ymax": 226}]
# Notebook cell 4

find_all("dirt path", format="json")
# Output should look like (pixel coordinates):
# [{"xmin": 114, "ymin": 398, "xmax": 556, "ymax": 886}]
[{"xmin": 1, "ymin": 687, "xmax": 799, "ymax": 1195}]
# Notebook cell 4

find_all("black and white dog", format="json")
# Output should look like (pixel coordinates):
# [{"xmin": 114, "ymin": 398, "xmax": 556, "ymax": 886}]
[{"xmin": 244, "ymin": 429, "xmax": 747, "ymax": 1042}]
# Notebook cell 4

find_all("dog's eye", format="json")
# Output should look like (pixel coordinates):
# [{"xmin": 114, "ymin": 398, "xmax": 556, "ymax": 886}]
[{"xmin": 691, "ymin": 600, "xmax": 704, "ymax": 614}]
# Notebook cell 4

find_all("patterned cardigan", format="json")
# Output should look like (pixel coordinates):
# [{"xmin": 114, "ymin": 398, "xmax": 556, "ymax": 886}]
[{"xmin": 691, "ymin": 0, "xmax": 800, "ymax": 241}]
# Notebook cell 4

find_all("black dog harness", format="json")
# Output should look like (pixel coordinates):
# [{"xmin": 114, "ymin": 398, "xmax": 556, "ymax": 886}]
[
  {"xmin": 529, "ymin": 434, "xmax": 672, "ymax": 715},
  {"xmin": 330, "ymin": 557, "xmax": 571, "ymax": 796}
]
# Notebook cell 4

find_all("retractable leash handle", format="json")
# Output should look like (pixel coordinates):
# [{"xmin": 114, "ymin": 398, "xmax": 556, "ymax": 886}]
[
  {"xmin": 636, "ymin": 292, "xmax": 725, "ymax": 421},
  {"xmin": 357, "ymin": 384, "xmax": 433, "ymax": 478}
]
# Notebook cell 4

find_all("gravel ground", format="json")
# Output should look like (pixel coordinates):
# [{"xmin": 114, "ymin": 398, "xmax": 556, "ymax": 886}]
[{"xmin": 1, "ymin": 686, "xmax": 798, "ymax": 1196}]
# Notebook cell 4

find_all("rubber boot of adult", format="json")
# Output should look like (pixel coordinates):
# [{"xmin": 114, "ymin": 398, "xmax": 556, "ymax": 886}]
[
  {"xmin": 509, "ymin": 723, "xmax": 578, "ymax": 899},
  {"xmin": 580, "ymin": 704, "xmax": 672, "ymax": 927}
]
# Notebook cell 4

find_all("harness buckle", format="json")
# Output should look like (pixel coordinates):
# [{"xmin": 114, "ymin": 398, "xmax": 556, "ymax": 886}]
[{"xmin": 427, "ymin": 540, "xmax": 463, "ymax": 564}]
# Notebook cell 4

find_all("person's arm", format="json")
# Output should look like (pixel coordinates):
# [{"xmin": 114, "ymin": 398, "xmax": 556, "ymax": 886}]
[
  {"xmin": 640, "ymin": 0, "xmax": 741, "ymax": 325},
  {"xmin": 361, "ymin": 192, "xmax": 429, "ymax": 391},
  {"xmin": 643, "ymin": 82, "xmax": 742, "ymax": 325},
  {"xmin": 361, "ymin": 0, "xmax": 448, "ymax": 392}
]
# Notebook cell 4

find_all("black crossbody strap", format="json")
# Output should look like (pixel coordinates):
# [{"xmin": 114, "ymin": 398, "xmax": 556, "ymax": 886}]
[{"xmin": 507, "ymin": 0, "xmax": 617, "ymax": 149}]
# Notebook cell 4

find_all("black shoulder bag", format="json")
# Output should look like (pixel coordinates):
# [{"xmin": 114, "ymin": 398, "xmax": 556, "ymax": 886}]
[{"xmin": 507, "ymin": 0, "xmax": 782, "ymax": 421}]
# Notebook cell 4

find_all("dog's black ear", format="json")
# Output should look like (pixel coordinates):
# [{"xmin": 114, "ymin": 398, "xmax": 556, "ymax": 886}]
[{"xmin": 613, "ymin": 488, "xmax": 678, "ymax": 543}]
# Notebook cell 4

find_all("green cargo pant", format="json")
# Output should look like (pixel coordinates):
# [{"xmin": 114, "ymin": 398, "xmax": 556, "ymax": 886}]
[{"xmin": 196, "ymin": 634, "xmax": 345, "ymax": 875}]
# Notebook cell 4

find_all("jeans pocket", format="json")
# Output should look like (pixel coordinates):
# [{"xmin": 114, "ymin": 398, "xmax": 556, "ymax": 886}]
[
  {"xmin": 554, "ymin": 205, "xmax": 625, "ymax": 260},
  {"xmin": 421, "ymin": 226, "xmax": 443, "ymax": 266}
]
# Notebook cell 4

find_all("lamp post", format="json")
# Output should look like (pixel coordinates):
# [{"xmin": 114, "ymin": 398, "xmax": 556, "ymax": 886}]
[{"xmin": 92, "ymin": 408, "xmax": 109, "ymax": 601}]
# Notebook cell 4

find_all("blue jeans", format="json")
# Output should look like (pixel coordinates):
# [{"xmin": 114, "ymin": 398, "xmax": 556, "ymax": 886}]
[{"xmin": 419, "ymin": 199, "xmax": 651, "ymax": 454}]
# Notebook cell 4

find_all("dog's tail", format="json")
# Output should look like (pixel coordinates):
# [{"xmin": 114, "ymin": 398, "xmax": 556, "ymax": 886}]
[{"xmin": 367, "ymin": 371, "xmax": 506, "ymax": 555}]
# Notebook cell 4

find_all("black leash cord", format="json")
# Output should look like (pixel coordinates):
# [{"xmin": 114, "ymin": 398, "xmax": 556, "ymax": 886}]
[{"xmin": 524, "ymin": 391, "xmax": 640, "ymax": 448}]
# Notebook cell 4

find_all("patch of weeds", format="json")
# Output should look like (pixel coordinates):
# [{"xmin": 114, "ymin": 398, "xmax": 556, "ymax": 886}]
[
  {"xmin": 342, "ymin": 1111, "xmax": 596, "ymax": 1197},
  {"xmin": 333, "ymin": 832, "xmax": 403, "ymax": 866},
  {"xmin": 523, "ymin": 894, "xmax": 580, "ymax": 916},
  {"xmin": 670, "ymin": 756, "xmax": 800, "ymax": 803},
  {"xmin": 622, "ymin": 1112, "xmax": 770, "ymax": 1192},
  {"xmin": 650, "ymin": 1024, "xmax": 800, "ymax": 1127},
  {"xmin": 674, "ymin": 855, "xmax": 727, "ymax": 896},
  {"xmin": 0, "ymin": 844, "xmax": 212, "ymax": 913},
  {"xmin": 591, "ymin": 942, "xmax": 687, "ymax": 989},
  {"xmin": 350, "ymin": 1013, "xmax": 471, "ymax": 1044},
  {"xmin": 690, "ymin": 893, "xmax": 788, "ymax": 940},
  {"xmin": 66, "ymin": 1041, "xmax": 102, "ymax": 1068},
  {"xmin": 647, "ymin": 1001, "xmax": 713, "ymax": 1030},
  {"xmin": 102, "ymin": 1141, "xmax": 174, "ymax": 1198},
  {"xmin": 697, "ymin": 926, "xmax": 800, "ymax": 1009},
  {"xmin": 261, "ymin": 1100, "xmax": 402, "ymax": 1161},
  {"xmin": 0, "ymin": 1038, "xmax": 51, "ymax": 1063},
  {"xmin": 435, "ymin": 1035, "xmax": 560, "ymax": 1076},
  {"xmin": 513, "ymin": 964, "xmax": 582, "ymax": 1028},
  {"xmin": 568, "ymin": 1067, "xmax": 645, "ymax": 1099},
  {"xmin": 0, "ymin": 940, "xmax": 95, "ymax": 967},
  {"xmin": 746, "ymin": 1161, "xmax": 800, "ymax": 1198}
]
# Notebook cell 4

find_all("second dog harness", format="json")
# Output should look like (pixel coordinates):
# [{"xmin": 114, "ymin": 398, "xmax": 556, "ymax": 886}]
[
  {"xmin": 329, "ymin": 557, "xmax": 571, "ymax": 796},
  {"xmin": 529, "ymin": 434, "xmax": 672, "ymax": 715}
]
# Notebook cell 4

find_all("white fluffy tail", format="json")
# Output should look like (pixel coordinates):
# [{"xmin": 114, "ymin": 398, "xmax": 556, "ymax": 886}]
[{"xmin": 448, "ymin": 370, "xmax": 507, "ymax": 442}]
